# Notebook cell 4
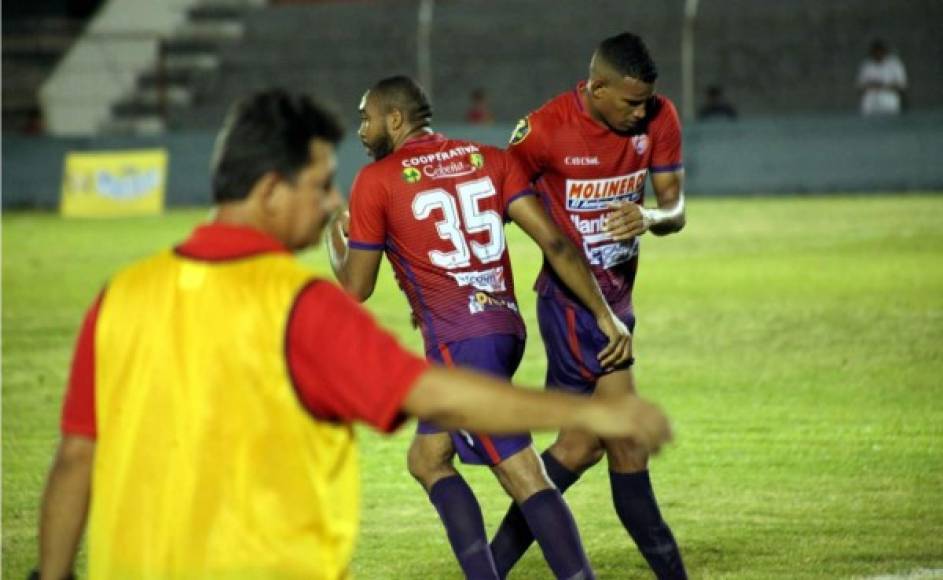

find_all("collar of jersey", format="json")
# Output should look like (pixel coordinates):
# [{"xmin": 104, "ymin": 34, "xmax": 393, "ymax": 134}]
[
  {"xmin": 175, "ymin": 222, "xmax": 290, "ymax": 261},
  {"xmin": 573, "ymin": 81, "xmax": 588, "ymax": 112},
  {"xmin": 402, "ymin": 132, "xmax": 445, "ymax": 149}
]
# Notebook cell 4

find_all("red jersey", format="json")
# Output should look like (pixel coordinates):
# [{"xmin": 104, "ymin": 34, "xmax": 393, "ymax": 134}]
[
  {"xmin": 348, "ymin": 132, "xmax": 531, "ymax": 347},
  {"xmin": 508, "ymin": 85, "xmax": 683, "ymax": 313},
  {"xmin": 61, "ymin": 223, "xmax": 428, "ymax": 437}
]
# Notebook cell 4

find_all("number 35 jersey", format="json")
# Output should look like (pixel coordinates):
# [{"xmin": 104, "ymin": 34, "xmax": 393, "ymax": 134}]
[
  {"xmin": 509, "ymin": 85, "xmax": 683, "ymax": 315},
  {"xmin": 348, "ymin": 132, "xmax": 530, "ymax": 346}
]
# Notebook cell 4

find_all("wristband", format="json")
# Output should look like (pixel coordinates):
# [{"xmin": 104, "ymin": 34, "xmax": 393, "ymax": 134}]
[{"xmin": 640, "ymin": 193, "xmax": 685, "ymax": 228}]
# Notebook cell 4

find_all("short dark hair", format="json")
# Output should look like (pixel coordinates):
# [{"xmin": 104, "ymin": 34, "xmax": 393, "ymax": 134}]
[
  {"xmin": 370, "ymin": 75, "xmax": 433, "ymax": 127},
  {"xmin": 211, "ymin": 89, "xmax": 344, "ymax": 203},
  {"xmin": 597, "ymin": 32, "xmax": 658, "ymax": 84}
]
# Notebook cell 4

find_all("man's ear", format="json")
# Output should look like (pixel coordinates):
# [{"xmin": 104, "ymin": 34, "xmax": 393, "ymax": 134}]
[
  {"xmin": 386, "ymin": 108, "xmax": 404, "ymax": 133},
  {"xmin": 588, "ymin": 78, "xmax": 606, "ymax": 98},
  {"xmin": 253, "ymin": 171, "xmax": 282, "ymax": 213}
]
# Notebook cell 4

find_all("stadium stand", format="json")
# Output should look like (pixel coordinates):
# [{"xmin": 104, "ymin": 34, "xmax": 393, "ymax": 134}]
[
  {"xmin": 168, "ymin": 0, "xmax": 417, "ymax": 130},
  {"xmin": 37, "ymin": 0, "xmax": 264, "ymax": 135},
  {"xmin": 22, "ymin": 0, "xmax": 942, "ymax": 134},
  {"xmin": 109, "ymin": 0, "xmax": 263, "ymax": 133},
  {"xmin": 2, "ymin": 2, "xmax": 89, "ymax": 133},
  {"xmin": 159, "ymin": 0, "xmax": 941, "ymax": 130}
]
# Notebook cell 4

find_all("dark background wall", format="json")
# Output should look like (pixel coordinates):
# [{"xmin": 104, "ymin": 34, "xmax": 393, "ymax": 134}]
[
  {"xmin": 5, "ymin": 112, "xmax": 942, "ymax": 209},
  {"xmin": 168, "ymin": 0, "xmax": 943, "ymax": 130}
]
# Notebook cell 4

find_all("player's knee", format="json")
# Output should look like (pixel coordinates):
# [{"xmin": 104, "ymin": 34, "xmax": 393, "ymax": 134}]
[
  {"xmin": 580, "ymin": 445, "xmax": 606, "ymax": 471},
  {"xmin": 604, "ymin": 439, "xmax": 649, "ymax": 472},
  {"xmin": 405, "ymin": 444, "xmax": 432, "ymax": 481},
  {"xmin": 492, "ymin": 456, "xmax": 552, "ymax": 502},
  {"xmin": 549, "ymin": 436, "xmax": 605, "ymax": 473},
  {"xmin": 406, "ymin": 442, "xmax": 453, "ymax": 487}
]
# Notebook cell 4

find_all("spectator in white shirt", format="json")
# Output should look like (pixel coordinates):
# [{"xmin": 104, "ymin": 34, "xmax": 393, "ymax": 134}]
[{"xmin": 857, "ymin": 39, "xmax": 907, "ymax": 116}]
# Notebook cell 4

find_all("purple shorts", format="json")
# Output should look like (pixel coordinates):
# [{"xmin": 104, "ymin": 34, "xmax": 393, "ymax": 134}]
[
  {"xmin": 538, "ymin": 295, "xmax": 636, "ymax": 395},
  {"xmin": 418, "ymin": 333, "xmax": 532, "ymax": 466}
]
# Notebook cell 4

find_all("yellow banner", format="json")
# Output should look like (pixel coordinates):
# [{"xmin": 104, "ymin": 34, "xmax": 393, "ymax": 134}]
[{"xmin": 60, "ymin": 149, "xmax": 168, "ymax": 217}]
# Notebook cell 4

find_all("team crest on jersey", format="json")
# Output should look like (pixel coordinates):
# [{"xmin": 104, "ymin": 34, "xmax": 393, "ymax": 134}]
[
  {"xmin": 402, "ymin": 167, "xmax": 422, "ymax": 184},
  {"xmin": 469, "ymin": 152, "xmax": 484, "ymax": 169},
  {"xmin": 631, "ymin": 134, "xmax": 649, "ymax": 155},
  {"xmin": 509, "ymin": 117, "xmax": 531, "ymax": 145}
]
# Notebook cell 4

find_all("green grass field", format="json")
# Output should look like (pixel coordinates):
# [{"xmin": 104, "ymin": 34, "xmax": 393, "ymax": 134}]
[{"xmin": 4, "ymin": 195, "xmax": 943, "ymax": 579}]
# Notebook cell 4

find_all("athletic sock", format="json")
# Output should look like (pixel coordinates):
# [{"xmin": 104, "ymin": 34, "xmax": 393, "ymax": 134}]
[
  {"xmin": 519, "ymin": 488, "xmax": 594, "ymax": 579},
  {"xmin": 609, "ymin": 470, "xmax": 687, "ymax": 580},
  {"xmin": 429, "ymin": 475, "xmax": 499, "ymax": 579},
  {"xmin": 491, "ymin": 451, "xmax": 582, "ymax": 577}
]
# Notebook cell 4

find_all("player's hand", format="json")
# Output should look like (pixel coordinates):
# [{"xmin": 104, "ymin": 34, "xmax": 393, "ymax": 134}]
[
  {"xmin": 604, "ymin": 201, "xmax": 649, "ymax": 241},
  {"xmin": 335, "ymin": 209, "xmax": 350, "ymax": 238},
  {"xmin": 327, "ymin": 209, "xmax": 350, "ymax": 252},
  {"xmin": 595, "ymin": 313, "xmax": 632, "ymax": 369},
  {"xmin": 586, "ymin": 394, "xmax": 672, "ymax": 454},
  {"xmin": 326, "ymin": 208, "xmax": 351, "ymax": 270}
]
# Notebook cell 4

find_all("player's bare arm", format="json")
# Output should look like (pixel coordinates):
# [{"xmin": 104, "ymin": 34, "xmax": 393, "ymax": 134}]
[
  {"xmin": 507, "ymin": 193, "xmax": 632, "ymax": 368},
  {"xmin": 327, "ymin": 209, "xmax": 383, "ymax": 302},
  {"xmin": 604, "ymin": 170, "xmax": 686, "ymax": 240},
  {"xmin": 39, "ymin": 435, "xmax": 94, "ymax": 579},
  {"xmin": 404, "ymin": 366, "xmax": 671, "ymax": 450}
]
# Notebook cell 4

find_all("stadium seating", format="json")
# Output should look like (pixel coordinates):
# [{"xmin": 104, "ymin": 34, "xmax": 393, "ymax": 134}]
[
  {"xmin": 19, "ymin": 0, "xmax": 943, "ymax": 135},
  {"xmin": 2, "ymin": 14, "xmax": 85, "ymax": 133}
]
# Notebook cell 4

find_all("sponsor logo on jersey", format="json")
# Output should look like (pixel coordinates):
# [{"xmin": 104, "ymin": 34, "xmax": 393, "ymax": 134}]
[
  {"xmin": 568, "ymin": 215, "xmax": 637, "ymax": 268},
  {"xmin": 631, "ymin": 134, "xmax": 649, "ymax": 155},
  {"xmin": 509, "ymin": 117, "xmax": 531, "ymax": 145},
  {"xmin": 448, "ymin": 266, "xmax": 506, "ymax": 293},
  {"xmin": 565, "ymin": 156, "xmax": 600, "ymax": 166},
  {"xmin": 580, "ymin": 232, "xmax": 638, "ymax": 269},
  {"xmin": 470, "ymin": 152, "xmax": 484, "ymax": 169},
  {"xmin": 468, "ymin": 291, "xmax": 519, "ymax": 314},
  {"xmin": 569, "ymin": 213, "xmax": 606, "ymax": 235},
  {"xmin": 423, "ymin": 160, "xmax": 476, "ymax": 179},
  {"xmin": 401, "ymin": 145, "xmax": 480, "ymax": 168},
  {"xmin": 402, "ymin": 167, "xmax": 422, "ymax": 184},
  {"xmin": 565, "ymin": 169, "xmax": 647, "ymax": 211}
]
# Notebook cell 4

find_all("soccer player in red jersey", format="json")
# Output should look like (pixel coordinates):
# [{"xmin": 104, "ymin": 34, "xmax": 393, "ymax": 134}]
[
  {"xmin": 329, "ymin": 76, "xmax": 634, "ymax": 579},
  {"xmin": 489, "ymin": 32, "xmax": 689, "ymax": 579},
  {"xmin": 35, "ymin": 89, "xmax": 674, "ymax": 580}
]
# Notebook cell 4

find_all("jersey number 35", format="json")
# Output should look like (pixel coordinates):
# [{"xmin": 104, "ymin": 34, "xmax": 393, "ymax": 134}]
[{"xmin": 411, "ymin": 177, "xmax": 506, "ymax": 270}]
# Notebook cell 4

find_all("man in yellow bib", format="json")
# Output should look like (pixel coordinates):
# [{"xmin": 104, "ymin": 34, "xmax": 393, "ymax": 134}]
[{"xmin": 36, "ymin": 89, "xmax": 672, "ymax": 580}]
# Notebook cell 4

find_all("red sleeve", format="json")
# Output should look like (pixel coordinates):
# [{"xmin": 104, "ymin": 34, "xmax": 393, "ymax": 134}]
[
  {"xmin": 650, "ymin": 98, "xmax": 683, "ymax": 173},
  {"xmin": 61, "ymin": 291, "xmax": 104, "ymax": 438},
  {"xmin": 499, "ymin": 150, "xmax": 535, "ymax": 215},
  {"xmin": 347, "ymin": 167, "xmax": 388, "ymax": 251},
  {"xmin": 286, "ymin": 280, "xmax": 429, "ymax": 432},
  {"xmin": 507, "ymin": 114, "xmax": 547, "ymax": 182}
]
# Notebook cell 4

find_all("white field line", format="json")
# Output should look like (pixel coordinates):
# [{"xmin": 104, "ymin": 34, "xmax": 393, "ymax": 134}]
[{"xmin": 858, "ymin": 569, "xmax": 943, "ymax": 580}]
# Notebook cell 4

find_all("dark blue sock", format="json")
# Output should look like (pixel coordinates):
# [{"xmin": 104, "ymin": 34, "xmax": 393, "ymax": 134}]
[
  {"xmin": 609, "ymin": 470, "xmax": 687, "ymax": 580},
  {"xmin": 519, "ymin": 489, "xmax": 594, "ymax": 579},
  {"xmin": 491, "ymin": 451, "xmax": 582, "ymax": 577},
  {"xmin": 429, "ymin": 475, "xmax": 499, "ymax": 580}
]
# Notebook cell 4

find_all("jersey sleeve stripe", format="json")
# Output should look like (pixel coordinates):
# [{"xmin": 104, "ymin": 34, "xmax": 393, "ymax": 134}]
[
  {"xmin": 505, "ymin": 189, "xmax": 536, "ymax": 208},
  {"xmin": 650, "ymin": 163, "xmax": 684, "ymax": 173},
  {"xmin": 349, "ymin": 240, "xmax": 385, "ymax": 251},
  {"xmin": 503, "ymin": 189, "xmax": 536, "ymax": 219}
]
